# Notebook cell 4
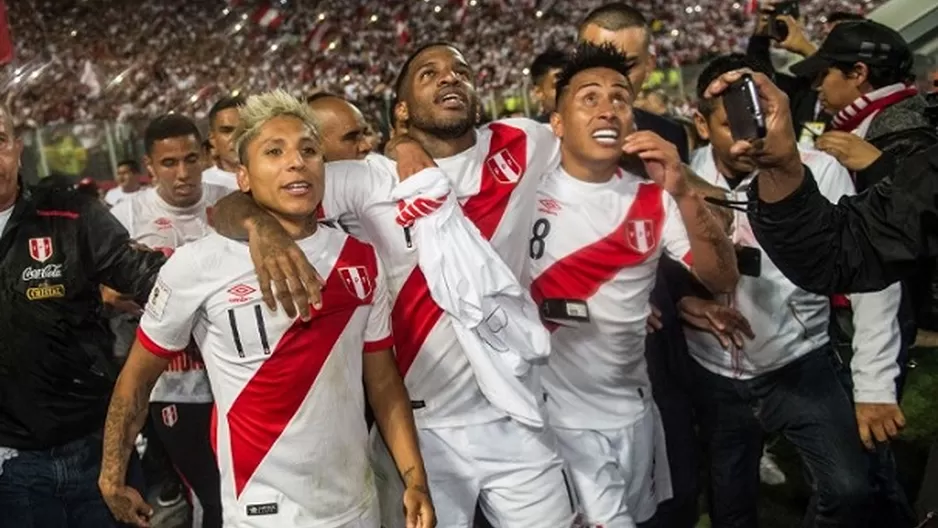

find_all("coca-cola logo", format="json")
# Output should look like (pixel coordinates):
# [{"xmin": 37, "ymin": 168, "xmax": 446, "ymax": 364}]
[{"xmin": 22, "ymin": 264, "xmax": 64, "ymax": 281}]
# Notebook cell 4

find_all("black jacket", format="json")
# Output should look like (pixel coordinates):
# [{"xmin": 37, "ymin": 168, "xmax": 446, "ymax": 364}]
[
  {"xmin": 746, "ymin": 144, "xmax": 938, "ymax": 296},
  {"xmin": 0, "ymin": 186, "xmax": 165, "ymax": 449},
  {"xmin": 634, "ymin": 108, "xmax": 690, "ymax": 163}
]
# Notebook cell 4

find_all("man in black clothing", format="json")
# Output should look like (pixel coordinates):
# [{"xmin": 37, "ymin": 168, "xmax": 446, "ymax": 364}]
[
  {"xmin": 529, "ymin": 48, "xmax": 568, "ymax": 123},
  {"xmin": 578, "ymin": 3, "xmax": 690, "ymax": 162},
  {"xmin": 0, "ymin": 105, "xmax": 164, "ymax": 527}
]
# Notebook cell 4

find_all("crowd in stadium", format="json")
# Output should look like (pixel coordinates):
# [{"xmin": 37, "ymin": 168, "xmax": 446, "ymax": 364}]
[
  {"xmin": 6, "ymin": 0, "xmax": 883, "ymax": 129},
  {"xmin": 4, "ymin": 1, "xmax": 938, "ymax": 528}
]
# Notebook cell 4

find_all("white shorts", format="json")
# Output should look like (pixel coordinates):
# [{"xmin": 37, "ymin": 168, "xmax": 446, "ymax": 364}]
[
  {"xmin": 554, "ymin": 404, "xmax": 673, "ymax": 528},
  {"xmin": 371, "ymin": 418, "xmax": 577, "ymax": 528},
  {"xmin": 226, "ymin": 499, "xmax": 378, "ymax": 528}
]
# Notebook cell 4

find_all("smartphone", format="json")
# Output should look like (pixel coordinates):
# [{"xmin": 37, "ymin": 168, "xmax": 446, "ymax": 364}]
[
  {"xmin": 722, "ymin": 74, "xmax": 767, "ymax": 142},
  {"xmin": 768, "ymin": 1, "xmax": 800, "ymax": 41},
  {"xmin": 736, "ymin": 246, "xmax": 762, "ymax": 278}
]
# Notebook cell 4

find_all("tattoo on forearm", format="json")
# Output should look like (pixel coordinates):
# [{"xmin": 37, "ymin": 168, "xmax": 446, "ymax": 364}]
[
  {"xmin": 212, "ymin": 192, "xmax": 262, "ymax": 240},
  {"xmin": 101, "ymin": 383, "xmax": 150, "ymax": 486},
  {"xmin": 694, "ymin": 199, "xmax": 735, "ymax": 272}
]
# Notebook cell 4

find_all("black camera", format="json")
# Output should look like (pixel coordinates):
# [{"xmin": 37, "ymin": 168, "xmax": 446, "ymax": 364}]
[
  {"xmin": 767, "ymin": 1, "xmax": 800, "ymax": 41},
  {"xmin": 722, "ymin": 74, "xmax": 767, "ymax": 142}
]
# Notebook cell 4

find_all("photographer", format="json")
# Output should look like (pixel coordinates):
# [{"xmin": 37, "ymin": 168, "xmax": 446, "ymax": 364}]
[{"xmin": 700, "ymin": 56, "xmax": 938, "ymax": 299}]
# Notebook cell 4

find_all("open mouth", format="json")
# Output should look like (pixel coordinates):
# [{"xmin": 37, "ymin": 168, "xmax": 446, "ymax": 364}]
[
  {"xmin": 591, "ymin": 128, "xmax": 621, "ymax": 146},
  {"xmin": 282, "ymin": 181, "xmax": 313, "ymax": 196},
  {"xmin": 437, "ymin": 91, "xmax": 467, "ymax": 110}
]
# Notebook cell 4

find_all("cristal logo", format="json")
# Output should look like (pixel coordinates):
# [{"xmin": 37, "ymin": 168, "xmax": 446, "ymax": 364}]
[{"xmin": 22, "ymin": 264, "xmax": 64, "ymax": 281}]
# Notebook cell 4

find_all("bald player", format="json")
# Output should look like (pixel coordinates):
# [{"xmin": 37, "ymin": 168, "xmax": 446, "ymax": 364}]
[
  {"xmin": 579, "ymin": 3, "xmax": 690, "ymax": 162},
  {"xmin": 307, "ymin": 93, "xmax": 372, "ymax": 162}
]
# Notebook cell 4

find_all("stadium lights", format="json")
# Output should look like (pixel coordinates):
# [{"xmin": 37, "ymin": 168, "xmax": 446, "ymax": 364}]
[
  {"xmin": 271, "ymin": 44, "xmax": 279, "ymax": 51},
  {"xmin": 370, "ymin": 14, "xmax": 378, "ymax": 22},
  {"xmin": 671, "ymin": 28, "xmax": 680, "ymax": 36},
  {"xmin": 694, "ymin": 5, "xmax": 702, "ymax": 12},
  {"xmin": 522, "ymin": 68, "xmax": 530, "ymax": 76},
  {"xmin": 234, "ymin": 23, "xmax": 243, "ymax": 32},
  {"xmin": 535, "ymin": 10, "xmax": 543, "ymax": 18},
  {"xmin": 733, "ymin": 2, "xmax": 740, "ymax": 8},
  {"xmin": 70, "ymin": 30, "xmax": 78, "ymax": 37},
  {"xmin": 232, "ymin": 90, "xmax": 241, "ymax": 97},
  {"xmin": 469, "ymin": 0, "xmax": 477, "ymax": 5},
  {"xmin": 328, "ymin": 41, "xmax": 338, "ymax": 50},
  {"xmin": 343, "ymin": 74, "xmax": 351, "ymax": 82},
  {"xmin": 318, "ymin": 13, "xmax": 326, "ymax": 21},
  {"xmin": 190, "ymin": 94, "xmax": 198, "ymax": 103},
  {"xmin": 222, "ymin": 7, "xmax": 229, "ymax": 15},
  {"xmin": 242, "ymin": 13, "xmax": 249, "ymax": 20},
  {"xmin": 434, "ymin": 5, "xmax": 442, "ymax": 13}
]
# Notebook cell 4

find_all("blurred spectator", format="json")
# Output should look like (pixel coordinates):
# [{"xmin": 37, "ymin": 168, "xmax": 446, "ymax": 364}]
[
  {"xmin": 3, "ymin": 0, "xmax": 882, "ymax": 132},
  {"xmin": 307, "ymin": 93, "xmax": 372, "ymax": 161},
  {"xmin": 104, "ymin": 159, "xmax": 141, "ymax": 207},
  {"xmin": 528, "ymin": 48, "xmax": 567, "ymax": 122}
]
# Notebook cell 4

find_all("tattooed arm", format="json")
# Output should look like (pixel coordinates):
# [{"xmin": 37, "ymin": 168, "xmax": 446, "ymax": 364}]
[
  {"xmin": 363, "ymin": 349, "xmax": 435, "ymax": 527},
  {"xmin": 99, "ymin": 339, "xmax": 170, "ymax": 527},
  {"xmin": 676, "ymin": 169, "xmax": 739, "ymax": 293}
]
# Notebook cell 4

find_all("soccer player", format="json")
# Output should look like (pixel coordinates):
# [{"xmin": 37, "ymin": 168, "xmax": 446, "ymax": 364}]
[
  {"xmin": 108, "ymin": 113, "xmax": 230, "ymax": 527},
  {"xmin": 307, "ymin": 93, "xmax": 372, "ymax": 162},
  {"xmin": 105, "ymin": 159, "xmax": 143, "ymax": 207},
  {"xmin": 202, "ymin": 95, "xmax": 244, "ymax": 190},
  {"xmin": 527, "ymin": 43, "xmax": 738, "ymax": 527},
  {"xmin": 99, "ymin": 91, "xmax": 433, "ymax": 528},
  {"xmin": 213, "ymin": 44, "xmax": 578, "ymax": 527}
]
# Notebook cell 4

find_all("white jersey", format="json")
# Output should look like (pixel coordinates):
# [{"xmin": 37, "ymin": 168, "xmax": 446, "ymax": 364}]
[
  {"xmin": 528, "ymin": 167, "xmax": 692, "ymax": 429},
  {"xmin": 111, "ymin": 184, "xmax": 229, "ymax": 403},
  {"xmin": 202, "ymin": 166, "xmax": 240, "ymax": 191},
  {"xmin": 104, "ymin": 186, "xmax": 139, "ymax": 207},
  {"xmin": 687, "ymin": 146, "xmax": 903, "ymax": 394},
  {"xmin": 137, "ymin": 227, "xmax": 391, "ymax": 528},
  {"xmin": 321, "ymin": 118, "xmax": 560, "ymax": 428}
]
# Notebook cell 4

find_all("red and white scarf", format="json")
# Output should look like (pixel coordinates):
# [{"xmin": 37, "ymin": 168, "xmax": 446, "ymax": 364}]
[{"xmin": 831, "ymin": 82, "xmax": 919, "ymax": 133}]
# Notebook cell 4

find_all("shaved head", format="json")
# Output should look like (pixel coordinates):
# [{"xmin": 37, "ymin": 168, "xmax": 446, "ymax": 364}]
[{"xmin": 308, "ymin": 96, "xmax": 371, "ymax": 161}]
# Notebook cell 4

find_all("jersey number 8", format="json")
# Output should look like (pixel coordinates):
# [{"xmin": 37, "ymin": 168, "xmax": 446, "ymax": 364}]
[{"xmin": 529, "ymin": 218, "xmax": 551, "ymax": 260}]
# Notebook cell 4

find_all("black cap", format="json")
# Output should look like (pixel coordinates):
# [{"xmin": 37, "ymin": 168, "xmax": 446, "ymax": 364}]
[{"xmin": 790, "ymin": 20, "xmax": 912, "ymax": 78}]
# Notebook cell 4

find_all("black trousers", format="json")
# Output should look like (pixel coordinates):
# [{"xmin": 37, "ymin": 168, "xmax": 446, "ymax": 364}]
[{"xmin": 150, "ymin": 401, "xmax": 223, "ymax": 528}]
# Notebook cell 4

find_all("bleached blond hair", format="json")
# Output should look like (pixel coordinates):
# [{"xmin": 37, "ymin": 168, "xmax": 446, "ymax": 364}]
[{"xmin": 233, "ymin": 89, "xmax": 320, "ymax": 163}]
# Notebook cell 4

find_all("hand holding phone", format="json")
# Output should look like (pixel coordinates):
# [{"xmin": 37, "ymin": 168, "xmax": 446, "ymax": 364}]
[{"xmin": 722, "ymin": 74, "xmax": 767, "ymax": 142}]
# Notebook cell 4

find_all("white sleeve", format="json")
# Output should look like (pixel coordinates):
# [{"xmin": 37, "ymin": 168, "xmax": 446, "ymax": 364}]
[
  {"xmin": 136, "ymin": 246, "xmax": 206, "ymax": 359},
  {"xmin": 321, "ymin": 157, "xmax": 392, "ymax": 222},
  {"xmin": 661, "ymin": 191, "xmax": 693, "ymax": 268},
  {"xmin": 847, "ymin": 286, "xmax": 902, "ymax": 403},
  {"xmin": 363, "ymin": 252, "xmax": 394, "ymax": 353},
  {"xmin": 109, "ymin": 200, "xmax": 132, "ymax": 233},
  {"xmin": 810, "ymin": 151, "xmax": 903, "ymax": 403}
]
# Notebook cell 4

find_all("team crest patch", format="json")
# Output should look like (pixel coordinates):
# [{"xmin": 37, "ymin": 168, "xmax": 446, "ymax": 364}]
[
  {"xmin": 28, "ymin": 237, "xmax": 54, "ymax": 263},
  {"xmin": 625, "ymin": 219, "xmax": 656, "ymax": 254},
  {"xmin": 338, "ymin": 266, "xmax": 373, "ymax": 300},
  {"xmin": 485, "ymin": 148, "xmax": 522, "ymax": 184},
  {"xmin": 161, "ymin": 404, "xmax": 178, "ymax": 427}
]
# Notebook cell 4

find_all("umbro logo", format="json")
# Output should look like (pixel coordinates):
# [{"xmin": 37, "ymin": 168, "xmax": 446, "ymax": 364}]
[{"xmin": 228, "ymin": 284, "xmax": 257, "ymax": 304}]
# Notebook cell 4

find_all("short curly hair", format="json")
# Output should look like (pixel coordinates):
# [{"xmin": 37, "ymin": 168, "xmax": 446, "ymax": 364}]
[{"xmin": 554, "ymin": 42, "xmax": 635, "ymax": 107}]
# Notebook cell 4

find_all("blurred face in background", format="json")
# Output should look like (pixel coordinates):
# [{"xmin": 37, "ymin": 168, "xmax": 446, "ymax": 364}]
[
  {"xmin": 580, "ymin": 24, "xmax": 656, "ymax": 91},
  {"xmin": 398, "ymin": 46, "xmax": 480, "ymax": 139},
  {"xmin": 210, "ymin": 107, "xmax": 240, "ymax": 170},
  {"xmin": 694, "ymin": 99, "xmax": 757, "ymax": 178},
  {"xmin": 815, "ymin": 64, "xmax": 866, "ymax": 115},
  {"xmin": 146, "ymin": 134, "xmax": 203, "ymax": 208},
  {"xmin": 0, "ymin": 113, "xmax": 23, "ymax": 211},
  {"xmin": 532, "ymin": 67, "xmax": 563, "ymax": 115},
  {"xmin": 552, "ymin": 67, "xmax": 635, "ymax": 174},
  {"xmin": 115, "ymin": 162, "xmax": 140, "ymax": 192},
  {"xmin": 308, "ymin": 96, "xmax": 371, "ymax": 161}
]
